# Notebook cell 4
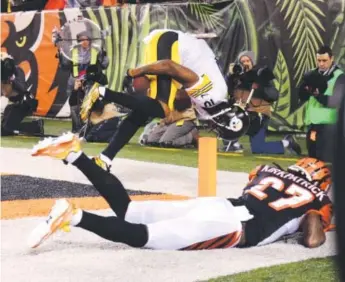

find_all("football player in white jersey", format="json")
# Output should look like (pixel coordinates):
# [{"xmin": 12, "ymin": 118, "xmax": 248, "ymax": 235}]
[
  {"xmin": 79, "ymin": 29, "xmax": 231, "ymax": 171},
  {"xmin": 28, "ymin": 133, "xmax": 333, "ymax": 250}
]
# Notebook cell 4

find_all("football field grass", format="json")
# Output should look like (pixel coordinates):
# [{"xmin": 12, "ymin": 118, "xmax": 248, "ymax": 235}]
[{"xmin": 0, "ymin": 119, "xmax": 339, "ymax": 281}]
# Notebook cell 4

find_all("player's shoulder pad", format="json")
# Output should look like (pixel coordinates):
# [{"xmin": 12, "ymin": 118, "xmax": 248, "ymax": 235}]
[{"xmin": 248, "ymin": 165, "xmax": 264, "ymax": 181}]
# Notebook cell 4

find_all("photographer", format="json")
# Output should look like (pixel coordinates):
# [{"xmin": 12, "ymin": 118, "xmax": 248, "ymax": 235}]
[
  {"xmin": 226, "ymin": 50, "xmax": 301, "ymax": 155},
  {"xmin": 299, "ymin": 45, "xmax": 345, "ymax": 162},
  {"xmin": 1, "ymin": 53, "xmax": 43, "ymax": 137},
  {"xmin": 53, "ymin": 29, "xmax": 109, "ymax": 131}
]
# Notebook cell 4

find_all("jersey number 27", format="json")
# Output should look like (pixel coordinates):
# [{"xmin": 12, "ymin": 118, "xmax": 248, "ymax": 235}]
[{"xmin": 246, "ymin": 177, "xmax": 315, "ymax": 211}]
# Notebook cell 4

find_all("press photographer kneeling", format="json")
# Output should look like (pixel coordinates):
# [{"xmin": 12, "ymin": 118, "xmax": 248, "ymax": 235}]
[
  {"xmin": 225, "ymin": 51, "xmax": 301, "ymax": 155},
  {"xmin": 1, "ymin": 53, "xmax": 43, "ymax": 136}
]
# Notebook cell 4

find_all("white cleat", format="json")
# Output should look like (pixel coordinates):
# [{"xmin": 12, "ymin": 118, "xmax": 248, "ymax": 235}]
[
  {"xmin": 31, "ymin": 132, "xmax": 81, "ymax": 160},
  {"xmin": 27, "ymin": 199, "xmax": 74, "ymax": 249}
]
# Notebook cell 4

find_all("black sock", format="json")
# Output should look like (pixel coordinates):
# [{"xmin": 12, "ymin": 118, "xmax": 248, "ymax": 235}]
[
  {"xmin": 73, "ymin": 153, "xmax": 131, "ymax": 219},
  {"xmin": 77, "ymin": 211, "xmax": 148, "ymax": 248},
  {"xmin": 101, "ymin": 118, "xmax": 141, "ymax": 160}
]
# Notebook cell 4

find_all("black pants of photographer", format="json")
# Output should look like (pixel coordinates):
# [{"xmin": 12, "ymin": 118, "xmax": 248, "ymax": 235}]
[
  {"xmin": 70, "ymin": 105, "xmax": 83, "ymax": 133},
  {"xmin": 1, "ymin": 104, "xmax": 43, "ymax": 136},
  {"xmin": 85, "ymin": 117, "xmax": 121, "ymax": 143},
  {"xmin": 100, "ymin": 89, "xmax": 165, "ymax": 160},
  {"xmin": 306, "ymin": 124, "xmax": 335, "ymax": 163}
]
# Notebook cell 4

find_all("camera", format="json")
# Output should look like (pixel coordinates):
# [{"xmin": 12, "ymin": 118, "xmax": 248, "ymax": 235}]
[{"xmin": 232, "ymin": 63, "xmax": 244, "ymax": 76}]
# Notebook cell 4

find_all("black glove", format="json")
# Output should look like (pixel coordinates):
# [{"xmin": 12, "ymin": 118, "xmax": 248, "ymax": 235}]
[
  {"xmin": 303, "ymin": 70, "xmax": 328, "ymax": 94},
  {"xmin": 23, "ymin": 92, "xmax": 38, "ymax": 111},
  {"xmin": 123, "ymin": 70, "xmax": 135, "ymax": 94}
]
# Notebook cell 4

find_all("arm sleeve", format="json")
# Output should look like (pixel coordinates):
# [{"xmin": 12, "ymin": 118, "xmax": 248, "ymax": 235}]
[
  {"xmin": 261, "ymin": 81, "xmax": 279, "ymax": 102},
  {"xmin": 12, "ymin": 67, "xmax": 28, "ymax": 94}
]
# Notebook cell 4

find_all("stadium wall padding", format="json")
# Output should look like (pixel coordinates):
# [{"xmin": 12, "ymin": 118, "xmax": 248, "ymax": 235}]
[{"xmin": 1, "ymin": 1, "xmax": 344, "ymax": 131}]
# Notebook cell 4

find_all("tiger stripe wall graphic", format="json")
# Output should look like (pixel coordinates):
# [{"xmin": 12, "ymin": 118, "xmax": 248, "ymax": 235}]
[{"xmin": 1, "ymin": 1, "xmax": 344, "ymax": 132}]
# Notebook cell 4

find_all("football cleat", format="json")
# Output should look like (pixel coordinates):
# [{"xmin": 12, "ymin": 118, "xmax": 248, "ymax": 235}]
[
  {"xmin": 27, "ymin": 199, "xmax": 75, "ymax": 248},
  {"xmin": 31, "ymin": 132, "xmax": 81, "ymax": 160},
  {"xmin": 80, "ymin": 82, "xmax": 100, "ymax": 122}
]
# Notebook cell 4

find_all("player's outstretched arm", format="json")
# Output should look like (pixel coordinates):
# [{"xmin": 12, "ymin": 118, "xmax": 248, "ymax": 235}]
[
  {"xmin": 301, "ymin": 212, "xmax": 326, "ymax": 248},
  {"xmin": 128, "ymin": 60, "xmax": 199, "ymax": 88}
]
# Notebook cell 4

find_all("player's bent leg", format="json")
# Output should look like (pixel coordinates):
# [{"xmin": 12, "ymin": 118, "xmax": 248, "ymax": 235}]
[
  {"xmin": 100, "ymin": 100, "xmax": 164, "ymax": 161},
  {"xmin": 76, "ymin": 211, "xmax": 148, "ymax": 248},
  {"xmin": 73, "ymin": 153, "xmax": 131, "ymax": 219},
  {"xmin": 142, "ymin": 198, "xmax": 243, "ymax": 250},
  {"xmin": 31, "ymin": 133, "xmax": 131, "ymax": 219}
]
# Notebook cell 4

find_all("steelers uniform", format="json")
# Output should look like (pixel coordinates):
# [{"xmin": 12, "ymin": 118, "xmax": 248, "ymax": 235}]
[
  {"xmin": 143, "ymin": 29, "xmax": 228, "ymax": 118},
  {"xmin": 237, "ymin": 165, "xmax": 333, "ymax": 247}
]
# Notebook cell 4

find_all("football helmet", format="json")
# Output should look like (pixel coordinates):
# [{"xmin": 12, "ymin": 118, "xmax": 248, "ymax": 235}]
[
  {"xmin": 207, "ymin": 103, "xmax": 251, "ymax": 141},
  {"xmin": 287, "ymin": 157, "xmax": 332, "ymax": 192}
]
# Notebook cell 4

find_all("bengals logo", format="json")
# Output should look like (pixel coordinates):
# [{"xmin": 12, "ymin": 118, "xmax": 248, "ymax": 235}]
[{"xmin": 1, "ymin": 11, "xmax": 69, "ymax": 116}]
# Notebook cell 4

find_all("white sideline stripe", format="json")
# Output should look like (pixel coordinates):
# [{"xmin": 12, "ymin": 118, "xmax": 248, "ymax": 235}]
[{"xmin": 0, "ymin": 147, "xmax": 248, "ymax": 198}]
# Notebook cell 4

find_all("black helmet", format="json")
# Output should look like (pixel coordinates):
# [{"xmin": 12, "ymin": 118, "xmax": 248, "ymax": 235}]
[{"xmin": 209, "ymin": 104, "xmax": 250, "ymax": 141}]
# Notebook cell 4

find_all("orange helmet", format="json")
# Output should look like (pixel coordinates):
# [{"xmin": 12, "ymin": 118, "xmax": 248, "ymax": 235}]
[{"xmin": 287, "ymin": 157, "xmax": 331, "ymax": 192}]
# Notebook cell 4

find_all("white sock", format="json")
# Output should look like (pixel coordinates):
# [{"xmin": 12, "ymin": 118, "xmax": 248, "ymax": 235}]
[
  {"xmin": 282, "ymin": 140, "xmax": 289, "ymax": 148},
  {"xmin": 65, "ymin": 151, "xmax": 82, "ymax": 164},
  {"xmin": 99, "ymin": 86, "xmax": 106, "ymax": 97},
  {"xmin": 99, "ymin": 153, "xmax": 112, "ymax": 166},
  {"xmin": 70, "ymin": 208, "xmax": 83, "ymax": 226}
]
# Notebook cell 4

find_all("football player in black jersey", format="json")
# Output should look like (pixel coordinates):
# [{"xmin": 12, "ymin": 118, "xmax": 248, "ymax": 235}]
[
  {"xmin": 230, "ymin": 157, "xmax": 332, "ymax": 248},
  {"xmin": 28, "ymin": 133, "xmax": 332, "ymax": 250}
]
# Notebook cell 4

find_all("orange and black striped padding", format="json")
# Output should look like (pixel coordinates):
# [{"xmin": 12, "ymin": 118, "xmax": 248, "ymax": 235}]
[{"xmin": 179, "ymin": 231, "xmax": 242, "ymax": 251}]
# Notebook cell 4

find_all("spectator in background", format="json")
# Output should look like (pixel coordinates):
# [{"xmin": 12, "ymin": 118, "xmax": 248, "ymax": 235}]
[
  {"xmin": 299, "ymin": 45, "xmax": 345, "ymax": 163},
  {"xmin": 83, "ymin": 103, "xmax": 123, "ymax": 143},
  {"xmin": 225, "ymin": 50, "xmax": 301, "ymax": 155},
  {"xmin": 53, "ymin": 29, "xmax": 109, "ymax": 132},
  {"xmin": 1, "ymin": 53, "xmax": 44, "ymax": 137},
  {"xmin": 55, "ymin": 30, "xmax": 109, "ymax": 96},
  {"xmin": 139, "ymin": 107, "xmax": 198, "ymax": 148}
]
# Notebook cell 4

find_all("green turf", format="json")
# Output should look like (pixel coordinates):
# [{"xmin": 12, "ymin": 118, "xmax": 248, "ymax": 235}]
[
  {"xmin": 0, "ymin": 119, "xmax": 306, "ymax": 172},
  {"xmin": 207, "ymin": 257, "xmax": 340, "ymax": 282}
]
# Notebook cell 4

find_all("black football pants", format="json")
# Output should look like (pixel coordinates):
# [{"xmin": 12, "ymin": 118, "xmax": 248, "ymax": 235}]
[
  {"xmin": 73, "ymin": 153, "xmax": 148, "ymax": 247},
  {"xmin": 100, "ymin": 89, "xmax": 165, "ymax": 160}
]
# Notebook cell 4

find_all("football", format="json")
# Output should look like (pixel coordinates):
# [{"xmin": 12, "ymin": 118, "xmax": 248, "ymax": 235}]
[{"xmin": 132, "ymin": 75, "xmax": 150, "ymax": 92}]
